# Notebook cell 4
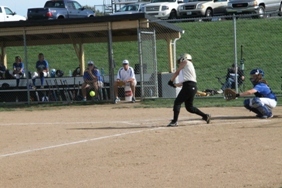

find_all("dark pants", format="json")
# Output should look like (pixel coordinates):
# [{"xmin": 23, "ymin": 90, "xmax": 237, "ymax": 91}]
[{"xmin": 173, "ymin": 81, "xmax": 206, "ymax": 121}]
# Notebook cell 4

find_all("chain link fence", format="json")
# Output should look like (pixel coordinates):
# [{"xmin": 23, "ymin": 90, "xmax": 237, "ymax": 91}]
[
  {"xmin": 168, "ymin": 15, "xmax": 282, "ymax": 98},
  {"xmin": 0, "ymin": 15, "xmax": 281, "ymax": 104}
]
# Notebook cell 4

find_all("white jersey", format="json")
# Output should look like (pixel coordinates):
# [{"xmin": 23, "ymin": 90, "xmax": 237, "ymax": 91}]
[
  {"xmin": 182, "ymin": 60, "xmax": 197, "ymax": 83},
  {"xmin": 117, "ymin": 66, "xmax": 136, "ymax": 81}
]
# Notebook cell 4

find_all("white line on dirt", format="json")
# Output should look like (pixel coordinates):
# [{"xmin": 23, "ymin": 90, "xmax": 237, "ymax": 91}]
[
  {"xmin": 0, "ymin": 118, "xmax": 166, "ymax": 126},
  {"xmin": 0, "ymin": 117, "xmax": 271, "ymax": 158},
  {"xmin": 0, "ymin": 127, "xmax": 165, "ymax": 158}
]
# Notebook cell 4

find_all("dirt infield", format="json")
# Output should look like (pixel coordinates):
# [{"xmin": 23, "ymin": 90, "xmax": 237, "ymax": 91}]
[{"xmin": 0, "ymin": 104, "xmax": 282, "ymax": 188}]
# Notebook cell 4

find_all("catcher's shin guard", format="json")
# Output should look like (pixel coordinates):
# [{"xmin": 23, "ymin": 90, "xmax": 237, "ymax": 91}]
[
  {"xmin": 249, "ymin": 97, "xmax": 272, "ymax": 117},
  {"xmin": 244, "ymin": 99, "xmax": 263, "ymax": 116}
]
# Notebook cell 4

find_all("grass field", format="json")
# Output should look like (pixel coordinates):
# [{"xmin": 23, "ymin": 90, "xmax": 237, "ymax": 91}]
[{"xmin": 5, "ymin": 17, "xmax": 282, "ymax": 93}]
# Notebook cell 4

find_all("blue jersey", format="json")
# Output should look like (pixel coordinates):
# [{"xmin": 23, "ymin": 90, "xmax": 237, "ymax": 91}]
[
  {"xmin": 95, "ymin": 69, "xmax": 104, "ymax": 82},
  {"xmin": 13, "ymin": 62, "xmax": 24, "ymax": 72},
  {"xmin": 36, "ymin": 60, "xmax": 49, "ymax": 70},
  {"xmin": 83, "ymin": 69, "xmax": 103, "ymax": 82},
  {"xmin": 254, "ymin": 82, "xmax": 277, "ymax": 101}
]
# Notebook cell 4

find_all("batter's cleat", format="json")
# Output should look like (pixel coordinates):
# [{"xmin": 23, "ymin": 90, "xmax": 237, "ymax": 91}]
[
  {"xmin": 132, "ymin": 97, "xmax": 136, "ymax": 103},
  {"xmin": 167, "ymin": 120, "xmax": 178, "ymax": 127},
  {"xmin": 256, "ymin": 114, "xmax": 273, "ymax": 119},
  {"xmin": 203, "ymin": 114, "xmax": 211, "ymax": 124},
  {"xmin": 114, "ymin": 97, "xmax": 120, "ymax": 104}
]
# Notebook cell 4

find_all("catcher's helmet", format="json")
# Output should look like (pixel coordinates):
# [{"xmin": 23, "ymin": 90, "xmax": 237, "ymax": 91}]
[
  {"xmin": 250, "ymin": 69, "xmax": 264, "ymax": 77},
  {"xmin": 56, "ymin": 69, "xmax": 64, "ymax": 77}
]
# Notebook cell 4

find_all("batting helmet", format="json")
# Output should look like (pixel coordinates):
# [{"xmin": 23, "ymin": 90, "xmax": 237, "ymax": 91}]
[
  {"xmin": 56, "ymin": 69, "xmax": 64, "ymax": 77},
  {"xmin": 183, "ymin": 53, "xmax": 192, "ymax": 61},
  {"xmin": 50, "ymin": 69, "xmax": 56, "ymax": 78},
  {"xmin": 177, "ymin": 53, "xmax": 192, "ymax": 64}
]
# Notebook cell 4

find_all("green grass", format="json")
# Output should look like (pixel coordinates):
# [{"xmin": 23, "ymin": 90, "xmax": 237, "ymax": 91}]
[{"xmin": 4, "ymin": 17, "xmax": 282, "ymax": 97}]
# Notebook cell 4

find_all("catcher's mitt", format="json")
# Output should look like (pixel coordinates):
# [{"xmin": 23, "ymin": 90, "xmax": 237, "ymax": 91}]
[{"xmin": 224, "ymin": 88, "xmax": 239, "ymax": 101}]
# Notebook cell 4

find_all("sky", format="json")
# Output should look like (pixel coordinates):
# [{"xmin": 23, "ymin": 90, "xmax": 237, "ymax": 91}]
[{"xmin": 0, "ymin": 0, "xmax": 104, "ymax": 17}]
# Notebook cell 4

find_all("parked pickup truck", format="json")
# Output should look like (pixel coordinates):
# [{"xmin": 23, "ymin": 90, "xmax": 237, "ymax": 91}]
[
  {"xmin": 178, "ymin": 0, "xmax": 230, "ymax": 18},
  {"xmin": 226, "ymin": 0, "xmax": 282, "ymax": 18},
  {"xmin": 27, "ymin": 0, "xmax": 95, "ymax": 20},
  {"xmin": 0, "ymin": 6, "xmax": 26, "ymax": 22}
]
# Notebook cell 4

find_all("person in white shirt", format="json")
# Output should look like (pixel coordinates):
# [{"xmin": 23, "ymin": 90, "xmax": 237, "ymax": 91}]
[
  {"xmin": 114, "ymin": 59, "xmax": 137, "ymax": 103},
  {"xmin": 167, "ymin": 53, "xmax": 211, "ymax": 127}
]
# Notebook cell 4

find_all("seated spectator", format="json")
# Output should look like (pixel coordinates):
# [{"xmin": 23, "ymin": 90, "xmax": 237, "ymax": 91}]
[
  {"xmin": 12, "ymin": 56, "xmax": 25, "ymax": 88},
  {"xmin": 219, "ymin": 63, "xmax": 244, "ymax": 92},
  {"xmin": 81, "ymin": 61, "xmax": 99, "ymax": 101},
  {"xmin": 0, "ymin": 63, "xmax": 7, "ymax": 79},
  {"xmin": 0, "ymin": 63, "xmax": 13, "ymax": 79},
  {"xmin": 114, "ymin": 59, "xmax": 136, "ymax": 103},
  {"xmin": 32, "ymin": 53, "xmax": 49, "ymax": 88}
]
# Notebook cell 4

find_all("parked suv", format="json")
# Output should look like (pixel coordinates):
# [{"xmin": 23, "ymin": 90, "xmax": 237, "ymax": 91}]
[
  {"xmin": 178, "ymin": 0, "xmax": 230, "ymax": 18},
  {"xmin": 226, "ymin": 0, "xmax": 282, "ymax": 18},
  {"xmin": 144, "ymin": 0, "xmax": 188, "ymax": 19}
]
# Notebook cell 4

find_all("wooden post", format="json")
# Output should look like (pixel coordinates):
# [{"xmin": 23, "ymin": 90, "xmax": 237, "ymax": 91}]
[{"xmin": 166, "ymin": 38, "xmax": 173, "ymax": 73}]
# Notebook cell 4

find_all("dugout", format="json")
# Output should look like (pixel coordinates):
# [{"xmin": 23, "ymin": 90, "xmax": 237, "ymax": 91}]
[{"xmin": 0, "ymin": 13, "xmax": 184, "ymax": 102}]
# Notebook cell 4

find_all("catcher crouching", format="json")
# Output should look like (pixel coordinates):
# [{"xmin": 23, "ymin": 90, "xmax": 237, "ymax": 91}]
[{"xmin": 228, "ymin": 69, "xmax": 277, "ymax": 119}]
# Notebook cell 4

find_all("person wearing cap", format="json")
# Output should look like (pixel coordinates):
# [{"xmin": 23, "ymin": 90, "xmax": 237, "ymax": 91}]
[
  {"xmin": 234, "ymin": 69, "xmax": 277, "ymax": 119},
  {"xmin": 114, "ymin": 59, "xmax": 136, "ymax": 103},
  {"xmin": 81, "ymin": 61, "xmax": 99, "ymax": 101},
  {"xmin": 219, "ymin": 63, "xmax": 245, "ymax": 93},
  {"xmin": 32, "ymin": 53, "xmax": 49, "ymax": 88},
  {"xmin": 167, "ymin": 53, "xmax": 211, "ymax": 127}
]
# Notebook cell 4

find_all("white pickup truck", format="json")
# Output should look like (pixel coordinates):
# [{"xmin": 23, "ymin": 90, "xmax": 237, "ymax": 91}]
[
  {"xmin": 144, "ymin": 0, "xmax": 187, "ymax": 19},
  {"xmin": 0, "ymin": 6, "xmax": 26, "ymax": 22}
]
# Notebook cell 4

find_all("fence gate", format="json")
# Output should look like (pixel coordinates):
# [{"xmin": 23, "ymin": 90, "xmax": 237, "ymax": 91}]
[{"xmin": 138, "ymin": 29, "xmax": 158, "ymax": 100}]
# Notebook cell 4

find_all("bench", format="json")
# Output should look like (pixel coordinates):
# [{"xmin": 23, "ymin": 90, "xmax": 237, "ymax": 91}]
[{"xmin": 0, "ymin": 73, "xmax": 157, "ymax": 103}]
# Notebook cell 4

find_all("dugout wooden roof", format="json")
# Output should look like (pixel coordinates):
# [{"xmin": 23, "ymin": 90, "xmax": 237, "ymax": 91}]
[
  {"xmin": 0, "ymin": 13, "xmax": 184, "ymax": 74},
  {"xmin": 0, "ymin": 13, "xmax": 183, "ymax": 46}
]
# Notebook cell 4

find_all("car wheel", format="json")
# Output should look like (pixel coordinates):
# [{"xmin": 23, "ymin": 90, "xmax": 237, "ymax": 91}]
[
  {"xmin": 257, "ymin": 5, "xmax": 266, "ymax": 18},
  {"xmin": 169, "ymin": 10, "xmax": 177, "ymax": 19},
  {"xmin": 205, "ymin": 9, "xmax": 213, "ymax": 17},
  {"xmin": 278, "ymin": 3, "xmax": 282, "ymax": 16}
]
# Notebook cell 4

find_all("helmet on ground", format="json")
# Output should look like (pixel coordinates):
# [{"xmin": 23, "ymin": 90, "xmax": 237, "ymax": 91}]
[
  {"xmin": 50, "ymin": 69, "xmax": 56, "ymax": 78},
  {"xmin": 56, "ymin": 69, "xmax": 64, "ymax": 77},
  {"xmin": 250, "ymin": 69, "xmax": 264, "ymax": 77}
]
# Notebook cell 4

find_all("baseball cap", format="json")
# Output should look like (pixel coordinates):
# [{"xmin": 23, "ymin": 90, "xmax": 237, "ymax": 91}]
[
  {"xmin": 87, "ymin": 61, "xmax": 94, "ymax": 65},
  {"xmin": 122, "ymin": 60, "xmax": 129, "ymax": 65}
]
